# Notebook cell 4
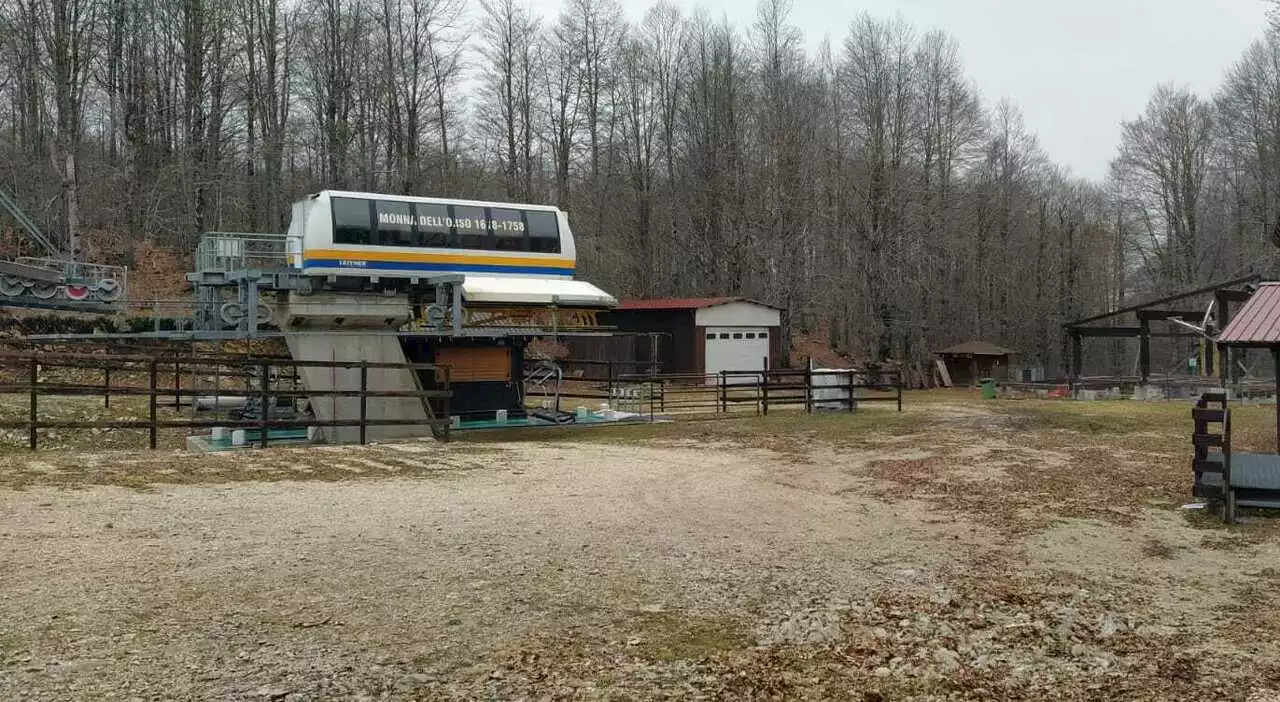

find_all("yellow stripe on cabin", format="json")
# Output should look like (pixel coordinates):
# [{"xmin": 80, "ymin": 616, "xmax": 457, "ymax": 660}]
[{"xmin": 305, "ymin": 248, "xmax": 575, "ymax": 270}]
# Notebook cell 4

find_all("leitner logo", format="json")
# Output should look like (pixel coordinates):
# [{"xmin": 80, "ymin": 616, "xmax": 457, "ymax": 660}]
[{"xmin": 338, "ymin": 260, "xmax": 368, "ymax": 267}]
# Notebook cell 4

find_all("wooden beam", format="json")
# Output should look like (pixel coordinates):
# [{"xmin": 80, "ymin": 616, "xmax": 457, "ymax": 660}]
[
  {"xmin": 1273, "ymin": 347, "xmax": 1279, "ymax": 455},
  {"xmin": 1217, "ymin": 290, "xmax": 1254, "ymax": 304},
  {"xmin": 1216, "ymin": 295, "xmax": 1232, "ymax": 381},
  {"xmin": 1135, "ymin": 309, "xmax": 1208, "ymax": 322},
  {"xmin": 1071, "ymin": 330, "xmax": 1082, "ymax": 380},
  {"xmin": 1139, "ymin": 319, "xmax": 1150, "ymax": 382},
  {"xmin": 1073, "ymin": 327, "xmax": 1142, "ymax": 338},
  {"xmin": 1066, "ymin": 274, "xmax": 1260, "ymax": 327}
]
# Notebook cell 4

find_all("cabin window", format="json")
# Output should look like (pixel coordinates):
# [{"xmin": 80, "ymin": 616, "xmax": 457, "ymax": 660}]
[
  {"xmin": 732, "ymin": 333, "xmax": 743, "ymax": 340},
  {"xmin": 374, "ymin": 200, "xmax": 416, "ymax": 246},
  {"xmin": 745, "ymin": 333, "xmax": 756, "ymax": 339},
  {"xmin": 452, "ymin": 205, "xmax": 487, "ymax": 249},
  {"xmin": 415, "ymin": 203, "xmax": 451, "ymax": 247},
  {"xmin": 327, "ymin": 196, "xmax": 563, "ymax": 255},
  {"xmin": 489, "ymin": 208, "xmax": 528, "ymax": 251},
  {"xmin": 332, "ymin": 197, "xmax": 373, "ymax": 245},
  {"xmin": 527, "ymin": 211, "xmax": 562, "ymax": 253},
  {"xmin": 706, "ymin": 333, "xmax": 716, "ymax": 340},
  {"xmin": 719, "ymin": 333, "xmax": 730, "ymax": 339},
  {"xmin": 759, "ymin": 332, "xmax": 768, "ymax": 339}
]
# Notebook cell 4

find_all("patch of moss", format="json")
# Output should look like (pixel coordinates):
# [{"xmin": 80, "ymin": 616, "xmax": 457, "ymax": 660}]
[{"xmin": 629, "ymin": 611, "xmax": 751, "ymax": 662}]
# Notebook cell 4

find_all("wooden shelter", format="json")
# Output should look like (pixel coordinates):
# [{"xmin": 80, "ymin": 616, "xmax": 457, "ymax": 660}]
[
  {"xmin": 1199, "ymin": 281, "xmax": 1280, "ymax": 521},
  {"xmin": 936, "ymin": 341, "xmax": 1015, "ymax": 386}
]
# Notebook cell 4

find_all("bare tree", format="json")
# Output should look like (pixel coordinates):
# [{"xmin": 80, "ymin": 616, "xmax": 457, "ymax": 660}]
[
  {"xmin": 477, "ymin": 0, "xmax": 539, "ymax": 200},
  {"xmin": 1113, "ymin": 84, "xmax": 1216, "ymax": 287},
  {"xmin": 238, "ymin": 0, "xmax": 293, "ymax": 230},
  {"xmin": 23, "ymin": 0, "xmax": 101, "ymax": 259}
]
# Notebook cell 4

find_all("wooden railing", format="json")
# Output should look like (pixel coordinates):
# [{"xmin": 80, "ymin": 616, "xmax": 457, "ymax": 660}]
[{"xmin": 0, "ymin": 352, "xmax": 452, "ymax": 450}]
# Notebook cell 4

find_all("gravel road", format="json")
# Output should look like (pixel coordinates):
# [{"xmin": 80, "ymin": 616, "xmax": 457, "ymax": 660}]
[{"xmin": 0, "ymin": 407, "xmax": 1278, "ymax": 700}]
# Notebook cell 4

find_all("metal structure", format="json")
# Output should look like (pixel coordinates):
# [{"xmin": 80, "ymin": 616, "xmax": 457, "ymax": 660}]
[
  {"xmin": 166, "ymin": 231, "xmax": 618, "ymax": 341},
  {"xmin": 1064, "ymin": 274, "xmax": 1261, "ymax": 384},
  {"xmin": 0, "ymin": 189, "xmax": 127, "ymax": 312}
]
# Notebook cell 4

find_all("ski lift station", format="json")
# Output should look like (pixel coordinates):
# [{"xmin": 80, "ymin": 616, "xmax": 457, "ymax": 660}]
[
  {"xmin": 0, "ymin": 189, "xmax": 627, "ymax": 445},
  {"xmin": 188, "ymin": 190, "xmax": 624, "ymax": 440},
  {"xmin": 0, "ymin": 188, "xmax": 905, "ymax": 451}
]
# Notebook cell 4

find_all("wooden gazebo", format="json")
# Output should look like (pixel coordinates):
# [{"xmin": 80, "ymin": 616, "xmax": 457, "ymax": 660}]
[{"xmin": 936, "ymin": 341, "xmax": 1015, "ymax": 387}]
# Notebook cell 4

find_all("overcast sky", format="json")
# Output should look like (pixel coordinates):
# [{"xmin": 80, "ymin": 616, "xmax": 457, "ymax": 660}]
[{"xmin": 539, "ymin": 0, "xmax": 1271, "ymax": 181}]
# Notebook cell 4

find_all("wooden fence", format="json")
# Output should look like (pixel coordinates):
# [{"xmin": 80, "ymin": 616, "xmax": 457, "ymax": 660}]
[
  {"xmin": 528, "ymin": 363, "xmax": 904, "ymax": 417},
  {"xmin": 0, "ymin": 351, "xmax": 452, "ymax": 450}
]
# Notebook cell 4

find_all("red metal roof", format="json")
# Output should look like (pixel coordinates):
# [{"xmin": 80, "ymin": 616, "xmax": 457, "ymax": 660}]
[
  {"xmin": 1218, "ymin": 283, "xmax": 1280, "ymax": 345},
  {"xmin": 617, "ymin": 297, "xmax": 741, "ymax": 311}
]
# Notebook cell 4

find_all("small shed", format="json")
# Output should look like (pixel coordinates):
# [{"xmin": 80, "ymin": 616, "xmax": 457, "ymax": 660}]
[
  {"xmin": 937, "ymin": 341, "xmax": 1016, "ymax": 386},
  {"xmin": 566, "ymin": 297, "xmax": 784, "ymax": 381}
]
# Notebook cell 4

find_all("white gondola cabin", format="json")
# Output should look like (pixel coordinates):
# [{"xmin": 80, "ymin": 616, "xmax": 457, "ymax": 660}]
[{"xmin": 285, "ymin": 190, "xmax": 615, "ymax": 307}]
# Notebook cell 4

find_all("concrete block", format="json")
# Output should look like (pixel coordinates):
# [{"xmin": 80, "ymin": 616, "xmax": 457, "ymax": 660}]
[
  {"xmin": 287, "ymin": 332, "xmax": 432, "ymax": 443},
  {"xmin": 273, "ymin": 293, "xmax": 411, "ymax": 330}
]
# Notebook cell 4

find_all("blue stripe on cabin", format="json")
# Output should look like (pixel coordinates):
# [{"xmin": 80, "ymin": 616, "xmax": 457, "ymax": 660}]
[{"xmin": 302, "ymin": 257, "xmax": 577, "ymax": 277}]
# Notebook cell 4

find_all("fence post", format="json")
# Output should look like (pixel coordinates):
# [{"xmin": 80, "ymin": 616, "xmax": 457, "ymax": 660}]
[
  {"xmin": 259, "ymin": 361, "xmax": 270, "ymax": 449},
  {"xmin": 28, "ymin": 357, "xmax": 37, "ymax": 450},
  {"xmin": 148, "ymin": 358, "xmax": 158, "ymax": 450},
  {"xmin": 719, "ymin": 371, "xmax": 727, "ymax": 413},
  {"xmin": 762, "ymin": 371, "xmax": 770, "ymax": 417},
  {"xmin": 442, "ymin": 366, "xmax": 452, "ymax": 443},
  {"xmin": 103, "ymin": 366, "xmax": 111, "ymax": 409},
  {"xmin": 606, "ymin": 361, "xmax": 615, "ymax": 399},
  {"xmin": 805, "ymin": 366, "xmax": 813, "ymax": 414},
  {"xmin": 358, "ymin": 361, "xmax": 368, "ymax": 445},
  {"xmin": 897, "ymin": 372, "xmax": 903, "ymax": 412},
  {"xmin": 847, "ymin": 370, "xmax": 856, "ymax": 413},
  {"xmin": 173, "ymin": 357, "xmax": 181, "ymax": 409}
]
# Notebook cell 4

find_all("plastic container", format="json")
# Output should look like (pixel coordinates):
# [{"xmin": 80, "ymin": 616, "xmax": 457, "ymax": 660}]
[
  {"xmin": 231, "ymin": 429, "xmax": 247, "ymax": 446},
  {"xmin": 980, "ymin": 378, "xmax": 997, "ymax": 400}
]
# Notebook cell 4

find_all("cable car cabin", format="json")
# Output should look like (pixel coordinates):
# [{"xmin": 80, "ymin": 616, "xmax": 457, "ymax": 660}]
[{"xmin": 286, "ymin": 190, "xmax": 615, "ymax": 307}]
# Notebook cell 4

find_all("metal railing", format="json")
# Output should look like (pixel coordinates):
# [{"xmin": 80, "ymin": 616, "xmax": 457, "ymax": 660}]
[
  {"xmin": 195, "ymin": 232, "xmax": 291, "ymax": 273},
  {"xmin": 15, "ymin": 256, "xmax": 127, "ymax": 284}
]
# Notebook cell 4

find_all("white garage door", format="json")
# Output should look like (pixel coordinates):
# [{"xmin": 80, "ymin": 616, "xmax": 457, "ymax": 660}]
[{"xmin": 705, "ymin": 327, "xmax": 770, "ymax": 383}]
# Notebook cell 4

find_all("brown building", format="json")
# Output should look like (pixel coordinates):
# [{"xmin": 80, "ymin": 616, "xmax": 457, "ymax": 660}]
[
  {"xmin": 567, "ymin": 297, "xmax": 784, "ymax": 382},
  {"xmin": 937, "ymin": 341, "xmax": 1016, "ymax": 386}
]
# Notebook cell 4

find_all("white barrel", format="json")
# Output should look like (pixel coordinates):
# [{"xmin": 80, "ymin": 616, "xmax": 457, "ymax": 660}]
[
  {"xmin": 211, "ymin": 427, "xmax": 225, "ymax": 440},
  {"xmin": 231, "ymin": 429, "xmax": 246, "ymax": 446},
  {"xmin": 496, "ymin": 409, "xmax": 508, "ymax": 424}
]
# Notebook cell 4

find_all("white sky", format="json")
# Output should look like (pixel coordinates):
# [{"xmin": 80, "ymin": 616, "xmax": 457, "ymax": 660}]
[{"xmin": 535, "ymin": 0, "xmax": 1271, "ymax": 181}]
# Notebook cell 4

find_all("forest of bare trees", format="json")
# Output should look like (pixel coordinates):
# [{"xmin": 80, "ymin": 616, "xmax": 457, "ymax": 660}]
[{"xmin": 0, "ymin": 0, "xmax": 1278, "ymax": 373}]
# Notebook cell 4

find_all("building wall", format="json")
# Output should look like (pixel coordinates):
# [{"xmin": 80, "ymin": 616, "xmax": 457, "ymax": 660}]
[
  {"xmin": 567, "ymin": 303, "xmax": 785, "ymax": 376},
  {"xmin": 694, "ymin": 302, "xmax": 782, "ymax": 328},
  {"xmin": 288, "ymin": 332, "xmax": 431, "ymax": 443},
  {"xmin": 403, "ymin": 337, "xmax": 527, "ymax": 420},
  {"xmin": 943, "ymin": 354, "xmax": 1010, "ymax": 386},
  {"xmin": 598, "ymin": 309, "xmax": 699, "ymax": 375}
]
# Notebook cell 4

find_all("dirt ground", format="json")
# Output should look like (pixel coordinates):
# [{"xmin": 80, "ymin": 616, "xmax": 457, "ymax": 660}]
[{"xmin": 2, "ymin": 396, "xmax": 1280, "ymax": 700}]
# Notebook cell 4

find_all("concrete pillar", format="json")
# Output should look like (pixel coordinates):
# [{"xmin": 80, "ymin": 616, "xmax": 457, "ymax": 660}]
[{"xmin": 276, "ymin": 293, "xmax": 432, "ymax": 443}]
